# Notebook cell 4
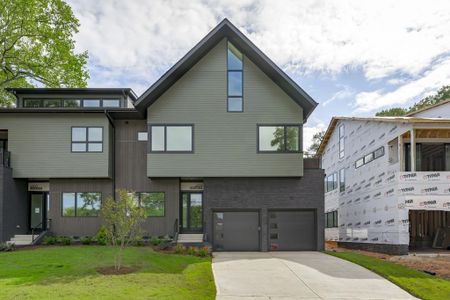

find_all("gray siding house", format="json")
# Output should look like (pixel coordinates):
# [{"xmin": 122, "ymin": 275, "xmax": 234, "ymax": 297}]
[{"xmin": 0, "ymin": 19, "xmax": 324, "ymax": 251}]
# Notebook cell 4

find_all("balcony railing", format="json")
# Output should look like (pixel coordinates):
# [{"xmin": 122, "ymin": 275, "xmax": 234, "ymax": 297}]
[{"xmin": 0, "ymin": 149, "xmax": 10, "ymax": 167}]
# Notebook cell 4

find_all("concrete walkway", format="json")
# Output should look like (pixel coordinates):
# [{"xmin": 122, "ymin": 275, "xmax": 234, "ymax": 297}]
[{"xmin": 212, "ymin": 252, "xmax": 418, "ymax": 300}]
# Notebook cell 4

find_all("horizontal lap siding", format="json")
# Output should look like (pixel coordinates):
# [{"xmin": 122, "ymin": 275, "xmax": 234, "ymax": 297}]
[
  {"xmin": 0, "ymin": 113, "xmax": 110, "ymax": 178},
  {"xmin": 147, "ymin": 38, "xmax": 303, "ymax": 177}
]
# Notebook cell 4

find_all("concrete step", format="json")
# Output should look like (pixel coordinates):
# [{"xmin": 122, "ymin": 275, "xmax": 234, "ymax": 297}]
[
  {"xmin": 6, "ymin": 240, "xmax": 32, "ymax": 246},
  {"xmin": 177, "ymin": 233, "xmax": 203, "ymax": 243},
  {"xmin": 11, "ymin": 235, "xmax": 36, "ymax": 242},
  {"xmin": 6, "ymin": 234, "xmax": 37, "ymax": 246}
]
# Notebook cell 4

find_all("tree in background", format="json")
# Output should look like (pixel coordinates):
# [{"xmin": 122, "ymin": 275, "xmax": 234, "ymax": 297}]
[
  {"xmin": 375, "ymin": 107, "xmax": 408, "ymax": 117},
  {"xmin": 305, "ymin": 130, "xmax": 325, "ymax": 157},
  {"xmin": 375, "ymin": 85, "xmax": 450, "ymax": 116},
  {"xmin": 0, "ymin": 0, "xmax": 89, "ymax": 107},
  {"xmin": 101, "ymin": 190, "xmax": 145, "ymax": 271}
]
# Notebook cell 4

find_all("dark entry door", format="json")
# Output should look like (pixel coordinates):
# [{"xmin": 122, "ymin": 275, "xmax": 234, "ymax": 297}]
[
  {"xmin": 268, "ymin": 210, "xmax": 316, "ymax": 251},
  {"xmin": 180, "ymin": 193, "xmax": 203, "ymax": 233},
  {"xmin": 30, "ymin": 193, "xmax": 46, "ymax": 231},
  {"xmin": 213, "ymin": 211, "xmax": 260, "ymax": 251}
]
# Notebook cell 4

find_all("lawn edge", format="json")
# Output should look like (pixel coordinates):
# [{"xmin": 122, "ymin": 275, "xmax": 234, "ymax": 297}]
[{"xmin": 325, "ymin": 251, "xmax": 423, "ymax": 299}]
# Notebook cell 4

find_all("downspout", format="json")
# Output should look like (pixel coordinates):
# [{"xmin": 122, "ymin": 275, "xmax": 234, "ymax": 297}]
[{"xmin": 104, "ymin": 110, "xmax": 116, "ymax": 200}]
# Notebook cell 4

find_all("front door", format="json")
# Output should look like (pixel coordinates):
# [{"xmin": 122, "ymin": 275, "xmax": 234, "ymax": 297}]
[
  {"xmin": 180, "ymin": 192, "xmax": 203, "ymax": 233},
  {"xmin": 30, "ymin": 193, "xmax": 46, "ymax": 231}
]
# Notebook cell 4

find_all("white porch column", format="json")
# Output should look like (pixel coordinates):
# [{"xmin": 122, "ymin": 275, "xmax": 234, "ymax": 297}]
[
  {"xmin": 410, "ymin": 129, "xmax": 416, "ymax": 171},
  {"xmin": 398, "ymin": 135, "xmax": 404, "ymax": 171}
]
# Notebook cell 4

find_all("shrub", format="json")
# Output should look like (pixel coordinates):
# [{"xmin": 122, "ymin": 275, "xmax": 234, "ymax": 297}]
[
  {"xmin": 157, "ymin": 240, "xmax": 172, "ymax": 251},
  {"xmin": 43, "ymin": 236, "xmax": 58, "ymax": 245},
  {"xmin": 95, "ymin": 226, "xmax": 109, "ymax": 245},
  {"xmin": 60, "ymin": 236, "xmax": 73, "ymax": 246},
  {"xmin": 150, "ymin": 236, "xmax": 161, "ymax": 246},
  {"xmin": 197, "ymin": 246, "xmax": 209, "ymax": 257},
  {"xmin": 0, "ymin": 242, "xmax": 15, "ymax": 252},
  {"xmin": 133, "ymin": 238, "xmax": 145, "ymax": 247},
  {"xmin": 80, "ymin": 236, "xmax": 92, "ymax": 245},
  {"xmin": 174, "ymin": 244, "xmax": 185, "ymax": 254},
  {"xmin": 187, "ymin": 246, "xmax": 197, "ymax": 256}
]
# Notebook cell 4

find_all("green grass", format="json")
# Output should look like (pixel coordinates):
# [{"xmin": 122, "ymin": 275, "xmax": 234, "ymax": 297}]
[
  {"xmin": 327, "ymin": 251, "xmax": 450, "ymax": 300},
  {"xmin": 0, "ymin": 246, "xmax": 216, "ymax": 300}
]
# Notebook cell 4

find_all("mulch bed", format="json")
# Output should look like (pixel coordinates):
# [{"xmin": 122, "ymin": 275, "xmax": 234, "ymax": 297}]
[{"xmin": 96, "ymin": 266, "xmax": 138, "ymax": 275}]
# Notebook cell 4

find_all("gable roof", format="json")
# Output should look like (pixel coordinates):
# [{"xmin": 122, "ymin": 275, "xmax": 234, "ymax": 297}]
[
  {"xmin": 316, "ymin": 116, "xmax": 450, "ymax": 156},
  {"xmin": 405, "ymin": 99, "xmax": 450, "ymax": 116},
  {"xmin": 135, "ymin": 19, "xmax": 318, "ymax": 121}
]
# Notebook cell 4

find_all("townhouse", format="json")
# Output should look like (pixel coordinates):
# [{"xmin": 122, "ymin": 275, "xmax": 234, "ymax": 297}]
[{"xmin": 0, "ymin": 19, "xmax": 324, "ymax": 251}]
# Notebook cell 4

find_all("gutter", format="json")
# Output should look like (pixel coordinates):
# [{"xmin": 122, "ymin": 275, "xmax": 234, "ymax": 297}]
[{"xmin": 104, "ymin": 110, "xmax": 116, "ymax": 200}]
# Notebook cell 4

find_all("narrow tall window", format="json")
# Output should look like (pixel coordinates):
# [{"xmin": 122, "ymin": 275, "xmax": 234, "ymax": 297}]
[
  {"xmin": 339, "ymin": 124, "xmax": 345, "ymax": 158},
  {"xmin": 339, "ymin": 168, "xmax": 345, "ymax": 192},
  {"xmin": 227, "ymin": 42, "xmax": 243, "ymax": 112}
]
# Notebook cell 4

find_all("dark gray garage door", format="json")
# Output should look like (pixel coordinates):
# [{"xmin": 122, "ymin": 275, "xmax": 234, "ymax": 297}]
[
  {"xmin": 213, "ymin": 211, "xmax": 260, "ymax": 251},
  {"xmin": 268, "ymin": 210, "xmax": 316, "ymax": 251}
]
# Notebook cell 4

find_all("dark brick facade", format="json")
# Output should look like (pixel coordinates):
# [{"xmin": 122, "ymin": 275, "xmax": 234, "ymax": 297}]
[
  {"xmin": 203, "ymin": 169, "xmax": 325, "ymax": 251},
  {"xmin": 0, "ymin": 167, "xmax": 28, "ymax": 242},
  {"xmin": 338, "ymin": 242, "xmax": 409, "ymax": 255}
]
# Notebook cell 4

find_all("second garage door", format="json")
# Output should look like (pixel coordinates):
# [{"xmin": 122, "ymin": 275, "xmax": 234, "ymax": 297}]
[
  {"xmin": 268, "ymin": 210, "xmax": 316, "ymax": 251},
  {"xmin": 213, "ymin": 211, "xmax": 260, "ymax": 251}
]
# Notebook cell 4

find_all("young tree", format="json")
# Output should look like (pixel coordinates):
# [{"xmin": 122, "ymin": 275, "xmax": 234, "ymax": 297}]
[
  {"xmin": 306, "ymin": 130, "xmax": 325, "ymax": 157},
  {"xmin": 100, "ymin": 190, "xmax": 145, "ymax": 271},
  {"xmin": 0, "ymin": 0, "xmax": 89, "ymax": 106}
]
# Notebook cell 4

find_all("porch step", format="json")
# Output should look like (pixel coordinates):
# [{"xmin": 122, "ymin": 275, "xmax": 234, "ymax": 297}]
[
  {"xmin": 6, "ymin": 234, "xmax": 37, "ymax": 246},
  {"xmin": 177, "ymin": 234, "xmax": 203, "ymax": 243}
]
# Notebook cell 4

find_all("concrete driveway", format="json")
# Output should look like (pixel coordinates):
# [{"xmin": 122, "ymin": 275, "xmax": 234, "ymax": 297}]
[{"xmin": 212, "ymin": 252, "xmax": 417, "ymax": 300}]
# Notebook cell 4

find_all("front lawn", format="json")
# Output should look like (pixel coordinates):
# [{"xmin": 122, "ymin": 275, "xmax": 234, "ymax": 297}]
[
  {"xmin": 327, "ymin": 251, "xmax": 450, "ymax": 300},
  {"xmin": 0, "ymin": 246, "xmax": 215, "ymax": 300}
]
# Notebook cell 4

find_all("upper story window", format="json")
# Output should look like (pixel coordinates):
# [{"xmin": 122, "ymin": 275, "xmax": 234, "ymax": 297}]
[
  {"xmin": 325, "ymin": 172, "xmax": 338, "ymax": 193},
  {"xmin": 71, "ymin": 127, "xmax": 103, "ymax": 152},
  {"xmin": 355, "ymin": 146, "xmax": 384, "ymax": 169},
  {"xmin": 227, "ymin": 42, "xmax": 243, "ymax": 112},
  {"xmin": 22, "ymin": 98, "xmax": 122, "ymax": 108},
  {"xmin": 338, "ymin": 124, "xmax": 345, "ymax": 159},
  {"xmin": 83, "ymin": 99, "xmax": 100, "ymax": 107},
  {"xmin": 150, "ymin": 125, "xmax": 193, "ymax": 152},
  {"xmin": 258, "ymin": 125, "xmax": 301, "ymax": 153},
  {"xmin": 102, "ymin": 99, "xmax": 120, "ymax": 107}
]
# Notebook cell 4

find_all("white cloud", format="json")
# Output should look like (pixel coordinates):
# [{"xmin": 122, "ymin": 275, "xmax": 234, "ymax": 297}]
[
  {"xmin": 322, "ymin": 85, "xmax": 354, "ymax": 106},
  {"xmin": 354, "ymin": 57, "xmax": 450, "ymax": 112},
  {"xmin": 303, "ymin": 119, "xmax": 327, "ymax": 151},
  {"xmin": 67, "ymin": 0, "xmax": 450, "ymax": 95}
]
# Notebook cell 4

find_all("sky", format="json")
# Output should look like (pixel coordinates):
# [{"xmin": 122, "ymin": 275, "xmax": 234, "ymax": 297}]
[{"xmin": 67, "ymin": 0, "xmax": 450, "ymax": 149}]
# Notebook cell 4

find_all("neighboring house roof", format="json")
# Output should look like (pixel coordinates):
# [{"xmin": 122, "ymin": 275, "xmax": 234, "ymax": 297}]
[
  {"xmin": 317, "ymin": 116, "xmax": 450, "ymax": 156},
  {"xmin": 7, "ymin": 88, "xmax": 138, "ymax": 101},
  {"xmin": 135, "ymin": 18, "xmax": 318, "ymax": 121},
  {"xmin": 405, "ymin": 99, "xmax": 450, "ymax": 116}
]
